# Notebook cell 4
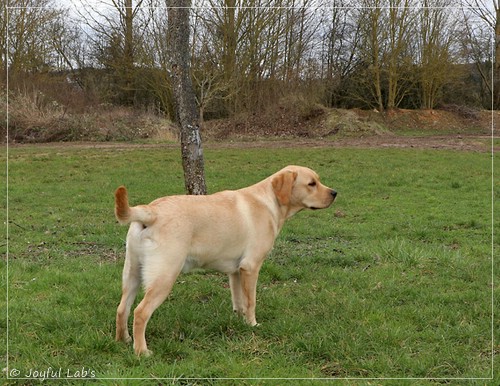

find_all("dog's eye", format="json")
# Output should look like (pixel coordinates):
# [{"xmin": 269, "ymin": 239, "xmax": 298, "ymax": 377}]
[{"xmin": 308, "ymin": 181, "xmax": 317, "ymax": 187}]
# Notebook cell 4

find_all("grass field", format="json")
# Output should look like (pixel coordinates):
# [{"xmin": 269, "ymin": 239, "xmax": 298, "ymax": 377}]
[{"xmin": 1, "ymin": 143, "xmax": 498, "ymax": 384}]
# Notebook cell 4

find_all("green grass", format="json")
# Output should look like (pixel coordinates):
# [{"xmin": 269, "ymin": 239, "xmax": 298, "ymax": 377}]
[{"xmin": 1, "ymin": 143, "xmax": 498, "ymax": 384}]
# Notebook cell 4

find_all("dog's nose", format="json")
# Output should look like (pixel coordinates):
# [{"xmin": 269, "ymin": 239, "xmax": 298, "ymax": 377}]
[{"xmin": 331, "ymin": 190, "xmax": 337, "ymax": 198}]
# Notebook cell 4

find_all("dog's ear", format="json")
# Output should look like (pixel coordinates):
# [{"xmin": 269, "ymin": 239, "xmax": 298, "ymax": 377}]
[{"xmin": 272, "ymin": 170, "xmax": 298, "ymax": 206}]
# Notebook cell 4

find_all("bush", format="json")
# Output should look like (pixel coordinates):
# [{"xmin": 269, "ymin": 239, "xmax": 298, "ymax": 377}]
[
  {"xmin": 4, "ymin": 89, "xmax": 177, "ymax": 143},
  {"xmin": 439, "ymin": 104, "xmax": 480, "ymax": 120}
]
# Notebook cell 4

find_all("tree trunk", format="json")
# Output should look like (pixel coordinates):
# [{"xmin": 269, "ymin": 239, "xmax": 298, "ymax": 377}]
[
  {"xmin": 167, "ymin": 0, "xmax": 207, "ymax": 195},
  {"xmin": 222, "ymin": 0, "xmax": 237, "ymax": 114},
  {"xmin": 495, "ymin": 5, "xmax": 500, "ymax": 108},
  {"xmin": 366, "ymin": 4, "xmax": 384, "ymax": 111},
  {"xmin": 223, "ymin": 0, "xmax": 236, "ymax": 83},
  {"xmin": 123, "ymin": 0, "xmax": 135, "ymax": 105}
]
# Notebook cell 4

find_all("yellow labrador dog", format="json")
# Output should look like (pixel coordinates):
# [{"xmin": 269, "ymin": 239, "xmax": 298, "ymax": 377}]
[{"xmin": 114, "ymin": 165, "xmax": 336, "ymax": 356}]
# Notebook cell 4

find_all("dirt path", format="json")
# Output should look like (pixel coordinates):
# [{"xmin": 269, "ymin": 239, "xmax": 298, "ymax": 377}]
[
  {"xmin": 6, "ymin": 133, "xmax": 497, "ymax": 153},
  {"xmin": 203, "ymin": 134, "xmax": 496, "ymax": 152}
]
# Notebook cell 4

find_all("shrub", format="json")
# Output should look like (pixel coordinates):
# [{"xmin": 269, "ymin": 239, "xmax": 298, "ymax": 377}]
[{"xmin": 4, "ymin": 89, "xmax": 177, "ymax": 143}]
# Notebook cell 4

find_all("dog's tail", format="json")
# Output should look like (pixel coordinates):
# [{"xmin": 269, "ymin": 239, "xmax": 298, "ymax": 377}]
[{"xmin": 114, "ymin": 186, "xmax": 157, "ymax": 226}]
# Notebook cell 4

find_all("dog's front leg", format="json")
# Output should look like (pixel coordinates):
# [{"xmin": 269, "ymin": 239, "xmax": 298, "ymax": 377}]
[
  {"xmin": 229, "ymin": 272, "xmax": 244, "ymax": 315},
  {"xmin": 239, "ymin": 262, "xmax": 263, "ymax": 326}
]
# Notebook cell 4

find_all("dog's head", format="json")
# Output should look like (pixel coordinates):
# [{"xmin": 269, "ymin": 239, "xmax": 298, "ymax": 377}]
[{"xmin": 271, "ymin": 165, "xmax": 336, "ymax": 217}]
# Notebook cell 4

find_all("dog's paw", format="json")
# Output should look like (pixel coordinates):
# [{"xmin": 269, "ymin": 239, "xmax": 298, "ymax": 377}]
[
  {"xmin": 246, "ymin": 319, "xmax": 259, "ymax": 327},
  {"xmin": 116, "ymin": 333, "xmax": 132, "ymax": 344},
  {"xmin": 134, "ymin": 345, "xmax": 153, "ymax": 357},
  {"xmin": 135, "ymin": 348, "xmax": 153, "ymax": 357}
]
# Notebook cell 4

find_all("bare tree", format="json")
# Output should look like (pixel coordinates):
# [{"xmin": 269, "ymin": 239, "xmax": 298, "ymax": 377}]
[
  {"xmin": 167, "ymin": 0, "xmax": 207, "ymax": 195},
  {"xmin": 385, "ymin": 0, "xmax": 415, "ymax": 110},
  {"xmin": 357, "ymin": 1, "xmax": 385, "ymax": 111},
  {"xmin": 76, "ymin": 0, "xmax": 146, "ymax": 105},
  {"xmin": 462, "ymin": 0, "xmax": 499, "ymax": 106},
  {"xmin": 0, "ymin": 1, "xmax": 7, "ymax": 78},
  {"xmin": 196, "ymin": 0, "xmax": 322, "ymax": 114},
  {"xmin": 193, "ymin": 0, "xmax": 246, "ymax": 113},
  {"xmin": 418, "ymin": 0, "xmax": 460, "ymax": 109},
  {"xmin": 320, "ymin": 1, "xmax": 361, "ymax": 107},
  {"xmin": 190, "ymin": 4, "xmax": 236, "ymax": 121},
  {"xmin": 6, "ymin": 0, "xmax": 67, "ymax": 75}
]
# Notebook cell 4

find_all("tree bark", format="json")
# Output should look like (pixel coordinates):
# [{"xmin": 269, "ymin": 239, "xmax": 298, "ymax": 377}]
[
  {"xmin": 495, "ymin": 4, "xmax": 500, "ymax": 107},
  {"xmin": 370, "ymin": 7, "xmax": 384, "ymax": 112},
  {"xmin": 123, "ymin": 0, "xmax": 135, "ymax": 105},
  {"xmin": 167, "ymin": 0, "xmax": 207, "ymax": 195}
]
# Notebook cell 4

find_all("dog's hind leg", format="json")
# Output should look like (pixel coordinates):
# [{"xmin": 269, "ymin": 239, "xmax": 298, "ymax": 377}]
[
  {"xmin": 132, "ymin": 255, "xmax": 184, "ymax": 356},
  {"xmin": 116, "ymin": 249, "xmax": 141, "ymax": 344}
]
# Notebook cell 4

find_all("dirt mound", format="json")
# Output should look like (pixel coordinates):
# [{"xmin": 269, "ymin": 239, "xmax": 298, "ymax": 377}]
[
  {"xmin": 203, "ymin": 107, "xmax": 492, "ymax": 141},
  {"xmin": 322, "ymin": 109, "xmax": 391, "ymax": 137},
  {"xmin": 379, "ymin": 108, "xmax": 490, "ymax": 133},
  {"xmin": 203, "ymin": 95, "xmax": 327, "ymax": 140}
]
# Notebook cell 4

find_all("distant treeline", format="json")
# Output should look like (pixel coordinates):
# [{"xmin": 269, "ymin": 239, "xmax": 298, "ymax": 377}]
[{"xmin": 2, "ymin": 0, "xmax": 496, "ymax": 125}]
